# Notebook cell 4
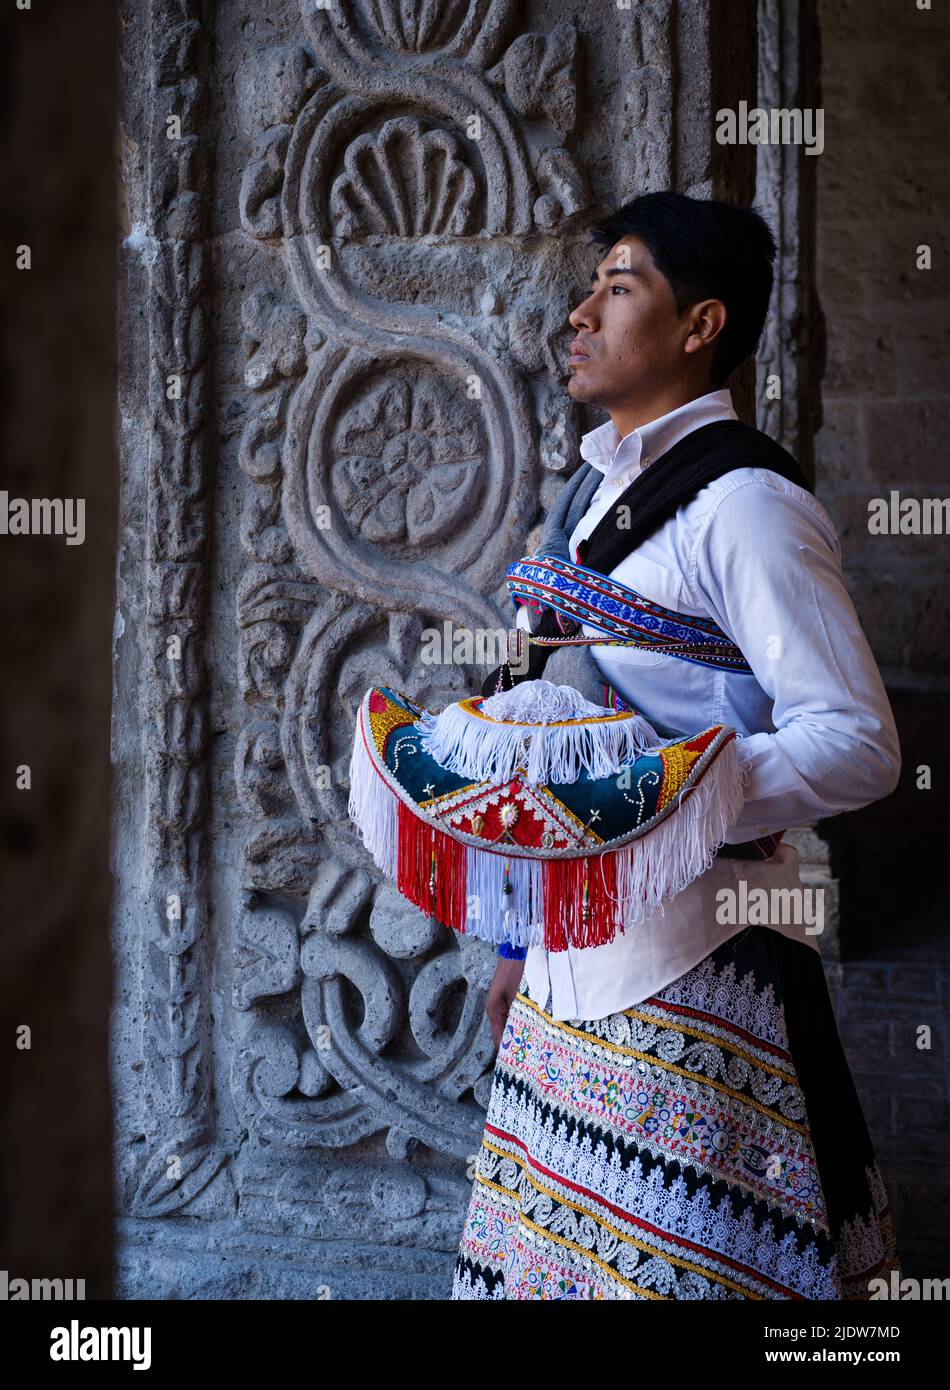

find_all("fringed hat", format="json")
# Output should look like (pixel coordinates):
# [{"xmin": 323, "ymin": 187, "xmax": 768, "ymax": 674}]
[{"xmin": 348, "ymin": 679, "xmax": 746, "ymax": 953}]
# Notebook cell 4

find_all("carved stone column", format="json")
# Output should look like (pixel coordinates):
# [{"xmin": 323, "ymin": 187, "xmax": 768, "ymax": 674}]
[{"xmin": 114, "ymin": 0, "xmax": 815, "ymax": 1297}]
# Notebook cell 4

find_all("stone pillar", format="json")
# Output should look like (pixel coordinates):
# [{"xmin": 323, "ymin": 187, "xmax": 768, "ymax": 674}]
[{"xmin": 114, "ymin": 0, "xmax": 813, "ymax": 1298}]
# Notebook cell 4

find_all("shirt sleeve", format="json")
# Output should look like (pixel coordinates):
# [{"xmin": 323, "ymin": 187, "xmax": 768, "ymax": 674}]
[{"xmin": 689, "ymin": 479, "xmax": 901, "ymax": 841}]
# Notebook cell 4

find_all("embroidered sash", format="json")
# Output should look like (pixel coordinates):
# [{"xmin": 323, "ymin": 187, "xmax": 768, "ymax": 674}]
[{"xmin": 506, "ymin": 552, "xmax": 752, "ymax": 673}]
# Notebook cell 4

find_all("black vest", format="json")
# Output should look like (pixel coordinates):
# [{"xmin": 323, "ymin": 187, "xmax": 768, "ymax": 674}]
[{"xmin": 577, "ymin": 418, "xmax": 812, "ymax": 573}]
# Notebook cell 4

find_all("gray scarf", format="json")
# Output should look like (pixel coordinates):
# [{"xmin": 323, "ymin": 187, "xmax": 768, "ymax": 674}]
[
  {"xmin": 536, "ymin": 462, "xmax": 602, "ymax": 560},
  {"xmin": 525, "ymin": 463, "xmax": 621, "ymax": 704}
]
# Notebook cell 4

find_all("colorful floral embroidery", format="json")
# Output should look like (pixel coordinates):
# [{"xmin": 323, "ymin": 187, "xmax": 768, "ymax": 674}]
[{"xmin": 452, "ymin": 943, "xmax": 901, "ymax": 1301}]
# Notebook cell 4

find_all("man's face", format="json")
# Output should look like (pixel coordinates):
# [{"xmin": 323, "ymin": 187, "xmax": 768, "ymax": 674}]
[{"xmin": 566, "ymin": 234, "xmax": 695, "ymax": 410}]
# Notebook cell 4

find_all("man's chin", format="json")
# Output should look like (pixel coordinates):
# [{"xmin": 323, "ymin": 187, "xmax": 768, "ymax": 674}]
[{"xmin": 567, "ymin": 369, "xmax": 600, "ymax": 403}]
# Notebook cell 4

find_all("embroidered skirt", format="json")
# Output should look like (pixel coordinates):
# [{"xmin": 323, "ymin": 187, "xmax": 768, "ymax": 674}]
[{"xmin": 451, "ymin": 926, "xmax": 900, "ymax": 1300}]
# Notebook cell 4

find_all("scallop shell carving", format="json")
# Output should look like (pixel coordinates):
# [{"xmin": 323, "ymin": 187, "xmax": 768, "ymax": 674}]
[
  {"xmin": 364, "ymin": 0, "xmax": 488, "ymax": 54},
  {"xmin": 330, "ymin": 116, "xmax": 478, "ymax": 238}
]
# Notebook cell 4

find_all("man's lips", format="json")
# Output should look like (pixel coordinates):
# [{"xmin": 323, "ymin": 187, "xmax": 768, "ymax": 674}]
[{"xmin": 568, "ymin": 340, "xmax": 592, "ymax": 367}]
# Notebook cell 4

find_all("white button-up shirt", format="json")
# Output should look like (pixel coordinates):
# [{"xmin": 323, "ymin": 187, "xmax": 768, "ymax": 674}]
[{"xmin": 514, "ymin": 388, "xmax": 901, "ymax": 1021}]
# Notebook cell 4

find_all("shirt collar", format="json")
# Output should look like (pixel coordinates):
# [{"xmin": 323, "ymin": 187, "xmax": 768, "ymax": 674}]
[{"xmin": 578, "ymin": 388, "xmax": 738, "ymax": 481}]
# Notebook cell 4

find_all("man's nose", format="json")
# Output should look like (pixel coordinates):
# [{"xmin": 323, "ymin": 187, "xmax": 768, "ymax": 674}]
[{"xmin": 569, "ymin": 295, "xmax": 597, "ymax": 331}]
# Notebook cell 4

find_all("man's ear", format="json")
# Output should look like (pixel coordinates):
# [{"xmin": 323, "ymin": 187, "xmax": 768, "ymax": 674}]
[{"xmin": 683, "ymin": 298, "xmax": 727, "ymax": 358}]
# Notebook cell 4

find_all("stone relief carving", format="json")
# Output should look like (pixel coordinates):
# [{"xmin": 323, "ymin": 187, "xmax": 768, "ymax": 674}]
[
  {"xmin": 329, "ymin": 371, "xmax": 487, "ymax": 549},
  {"xmin": 222, "ymin": 2, "xmax": 601, "ymax": 1231},
  {"xmin": 131, "ymin": 0, "xmax": 227, "ymax": 1218}
]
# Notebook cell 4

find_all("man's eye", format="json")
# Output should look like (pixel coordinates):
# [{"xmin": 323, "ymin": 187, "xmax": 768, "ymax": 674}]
[{"xmin": 611, "ymin": 284, "xmax": 628, "ymax": 293}]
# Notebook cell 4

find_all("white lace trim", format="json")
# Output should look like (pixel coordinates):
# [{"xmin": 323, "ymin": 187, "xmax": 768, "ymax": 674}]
[
  {"xmin": 468, "ymin": 1122, "xmax": 839, "ymax": 1298},
  {"xmin": 481, "ymin": 679, "xmax": 612, "ymax": 724}
]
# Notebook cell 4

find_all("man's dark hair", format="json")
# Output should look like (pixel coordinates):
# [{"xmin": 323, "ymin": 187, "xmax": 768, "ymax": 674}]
[{"xmin": 589, "ymin": 191, "xmax": 777, "ymax": 386}]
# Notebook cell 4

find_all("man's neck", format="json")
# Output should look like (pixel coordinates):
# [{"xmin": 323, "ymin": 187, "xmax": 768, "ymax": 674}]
[{"xmin": 610, "ymin": 383, "xmax": 719, "ymax": 440}]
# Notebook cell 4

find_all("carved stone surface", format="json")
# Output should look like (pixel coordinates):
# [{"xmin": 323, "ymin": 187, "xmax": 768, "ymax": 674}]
[
  {"xmin": 755, "ymin": 0, "xmax": 824, "ymax": 476},
  {"xmin": 113, "ymin": 0, "xmax": 815, "ymax": 1298}
]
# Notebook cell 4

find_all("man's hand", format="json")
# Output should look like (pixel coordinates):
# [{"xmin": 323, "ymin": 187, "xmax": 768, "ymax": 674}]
[{"xmin": 486, "ymin": 956, "xmax": 525, "ymax": 1051}]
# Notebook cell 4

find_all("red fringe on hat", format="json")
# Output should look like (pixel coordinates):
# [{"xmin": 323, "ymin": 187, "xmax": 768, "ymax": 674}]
[
  {"xmin": 397, "ymin": 800, "xmax": 469, "ymax": 934},
  {"xmin": 542, "ymin": 851, "xmax": 624, "ymax": 952},
  {"xmin": 396, "ymin": 796, "xmax": 657, "ymax": 951}
]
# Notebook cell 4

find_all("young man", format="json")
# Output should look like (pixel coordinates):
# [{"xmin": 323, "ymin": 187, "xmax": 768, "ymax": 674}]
[{"xmin": 451, "ymin": 191, "xmax": 902, "ymax": 1301}]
